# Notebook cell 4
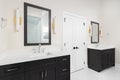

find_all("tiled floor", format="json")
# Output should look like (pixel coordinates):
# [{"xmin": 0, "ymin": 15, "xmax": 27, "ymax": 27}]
[{"xmin": 71, "ymin": 64, "xmax": 120, "ymax": 80}]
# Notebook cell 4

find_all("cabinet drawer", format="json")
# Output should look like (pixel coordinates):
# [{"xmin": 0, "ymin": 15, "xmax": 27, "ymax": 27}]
[
  {"xmin": 0, "ymin": 63, "xmax": 24, "ymax": 77},
  {"xmin": 56, "ymin": 55, "xmax": 70, "ymax": 63},
  {"xmin": 56, "ymin": 64, "xmax": 70, "ymax": 76},
  {"xmin": 1, "ymin": 73, "xmax": 24, "ymax": 80},
  {"xmin": 25, "ymin": 58, "xmax": 55, "ymax": 70}
]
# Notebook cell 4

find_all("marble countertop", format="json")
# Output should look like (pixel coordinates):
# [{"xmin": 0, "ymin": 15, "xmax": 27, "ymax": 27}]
[{"xmin": 0, "ymin": 50, "xmax": 70, "ymax": 66}]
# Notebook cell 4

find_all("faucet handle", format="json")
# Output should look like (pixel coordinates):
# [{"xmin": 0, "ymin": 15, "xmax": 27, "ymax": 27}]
[{"xmin": 32, "ymin": 48, "xmax": 36, "ymax": 53}]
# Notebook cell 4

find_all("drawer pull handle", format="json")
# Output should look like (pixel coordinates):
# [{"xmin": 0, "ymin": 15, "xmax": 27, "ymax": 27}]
[
  {"xmin": 62, "ymin": 59, "xmax": 67, "ymax": 61},
  {"xmin": 41, "ymin": 71, "xmax": 44, "ymax": 79},
  {"xmin": 6, "ymin": 68, "xmax": 19, "ymax": 72},
  {"xmin": 62, "ymin": 69, "xmax": 68, "ymax": 71},
  {"xmin": 45, "ymin": 70, "xmax": 47, "ymax": 77}
]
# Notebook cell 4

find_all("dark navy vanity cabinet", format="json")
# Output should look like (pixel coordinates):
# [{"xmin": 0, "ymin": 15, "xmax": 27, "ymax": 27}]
[
  {"xmin": 0, "ymin": 55, "xmax": 70, "ymax": 80},
  {"xmin": 88, "ymin": 48, "xmax": 115, "ymax": 72}
]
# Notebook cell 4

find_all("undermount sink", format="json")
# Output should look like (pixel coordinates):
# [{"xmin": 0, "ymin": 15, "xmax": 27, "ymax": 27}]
[{"xmin": 29, "ymin": 52, "xmax": 53, "ymax": 58}]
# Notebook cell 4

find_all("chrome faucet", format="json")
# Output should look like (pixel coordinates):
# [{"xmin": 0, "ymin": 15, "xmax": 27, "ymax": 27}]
[{"xmin": 38, "ymin": 43, "xmax": 41, "ymax": 53}]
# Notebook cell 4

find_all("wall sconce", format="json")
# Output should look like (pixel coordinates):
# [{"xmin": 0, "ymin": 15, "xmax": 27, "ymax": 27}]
[
  {"xmin": 14, "ymin": 8, "xmax": 22, "ymax": 32},
  {"xmin": 99, "ymin": 27, "xmax": 102, "ymax": 37},
  {"xmin": 88, "ymin": 25, "xmax": 92, "ymax": 37},
  {"xmin": 52, "ymin": 16, "xmax": 56, "ymax": 34},
  {"xmin": 0, "ymin": 17, "xmax": 7, "ymax": 29}
]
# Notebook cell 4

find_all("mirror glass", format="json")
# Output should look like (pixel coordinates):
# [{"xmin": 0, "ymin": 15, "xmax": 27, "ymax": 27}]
[
  {"xmin": 24, "ymin": 3, "xmax": 51, "ymax": 46},
  {"xmin": 91, "ymin": 21, "xmax": 99, "ymax": 43}
]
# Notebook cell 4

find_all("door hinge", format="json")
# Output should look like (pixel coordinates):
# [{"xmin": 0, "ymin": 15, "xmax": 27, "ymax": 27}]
[
  {"xmin": 64, "ymin": 43, "xmax": 66, "ymax": 46},
  {"xmin": 84, "ymin": 61, "xmax": 85, "ymax": 64},
  {"xmin": 83, "ymin": 22, "xmax": 85, "ymax": 26},
  {"xmin": 64, "ymin": 18, "xmax": 66, "ymax": 22},
  {"xmin": 83, "ymin": 42, "xmax": 85, "ymax": 45}
]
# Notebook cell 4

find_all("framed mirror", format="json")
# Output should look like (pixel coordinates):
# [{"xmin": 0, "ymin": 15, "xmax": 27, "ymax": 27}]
[
  {"xmin": 91, "ymin": 21, "xmax": 99, "ymax": 43},
  {"xmin": 24, "ymin": 3, "xmax": 51, "ymax": 46}
]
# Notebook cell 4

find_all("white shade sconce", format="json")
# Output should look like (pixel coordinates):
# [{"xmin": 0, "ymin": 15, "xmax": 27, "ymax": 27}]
[
  {"xmin": 52, "ymin": 16, "xmax": 56, "ymax": 34},
  {"xmin": 0, "ymin": 17, "xmax": 7, "ymax": 29},
  {"xmin": 14, "ymin": 8, "xmax": 22, "ymax": 32}
]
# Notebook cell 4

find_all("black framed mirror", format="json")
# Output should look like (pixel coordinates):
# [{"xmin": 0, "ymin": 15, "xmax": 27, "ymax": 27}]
[
  {"xmin": 91, "ymin": 21, "xmax": 99, "ymax": 43},
  {"xmin": 24, "ymin": 3, "xmax": 51, "ymax": 46}
]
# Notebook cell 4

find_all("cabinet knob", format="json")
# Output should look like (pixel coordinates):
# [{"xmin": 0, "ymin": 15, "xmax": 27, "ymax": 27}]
[{"xmin": 76, "ymin": 47, "xmax": 79, "ymax": 49}]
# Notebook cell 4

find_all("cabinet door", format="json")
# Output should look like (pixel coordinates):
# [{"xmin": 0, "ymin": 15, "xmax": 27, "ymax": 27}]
[
  {"xmin": 109, "ymin": 49, "xmax": 115, "ymax": 66},
  {"xmin": 25, "ymin": 69, "xmax": 43, "ymax": 80},
  {"xmin": 2, "ymin": 73, "xmax": 24, "ymax": 80},
  {"xmin": 102, "ymin": 52, "xmax": 108, "ymax": 69},
  {"xmin": 102, "ymin": 49, "xmax": 115, "ymax": 69},
  {"xmin": 110, "ymin": 53, "xmax": 115, "ymax": 66},
  {"xmin": 44, "ymin": 68, "xmax": 55, "ymax": 80}
]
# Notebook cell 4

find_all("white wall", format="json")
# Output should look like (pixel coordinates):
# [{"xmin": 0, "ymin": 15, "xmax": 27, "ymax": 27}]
[
  {"xmin": 0, "ymin": 0, "xmax": 8, "ymax": 51},
  {"xmin": 100, "ymin": 0, "xmax": 120, "ymax": 63},
  {"xmin": 1, "ymin": 0, "xmax": 120, "ymax": 64},
  {"xmin": 0, "ymin": 0, "xmax": 101, "ymax": 51}
]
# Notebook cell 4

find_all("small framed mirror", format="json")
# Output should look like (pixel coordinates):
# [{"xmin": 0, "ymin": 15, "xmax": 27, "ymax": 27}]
[
  {"xmin": 91, "ymin": 21, "xmax": 99, "ymax": 43},
  {"xmin": 24, "ymin": 3, "xmax": 51, "ymax": 46}
]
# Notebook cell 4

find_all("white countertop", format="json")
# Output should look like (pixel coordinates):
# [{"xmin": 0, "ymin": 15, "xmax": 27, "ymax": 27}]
[
  {"xmin": 0, "ymin": 50, "xmax": 70, "ymax": 66},
  {"xmin": 88, "ymin": 45, "xmax": 115, "ymax": 50}
]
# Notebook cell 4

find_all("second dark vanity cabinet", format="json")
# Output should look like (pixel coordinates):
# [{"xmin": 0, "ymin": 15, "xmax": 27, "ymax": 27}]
[
  {"xmin": 0, "ymin": 55, "xmax": 70, "ymax": 80},
  {"xmin": 88, "ymin": 48, "xmax": 115, "ymax": 72}
]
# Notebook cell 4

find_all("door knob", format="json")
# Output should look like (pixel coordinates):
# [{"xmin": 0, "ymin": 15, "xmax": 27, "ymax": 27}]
[
  {"xmin": 76, "ymin": 47, "xmax": 78, "ymax": 49},
  {"xmin": 73, "ymin": 47, "xmax": 76, "ymax": 49}
]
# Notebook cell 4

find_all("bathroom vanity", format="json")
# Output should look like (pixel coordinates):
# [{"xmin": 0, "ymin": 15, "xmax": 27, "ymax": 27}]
[
  {"xmin": 88, "ymin": 47, "xmax": 115, "ymax": 72},
  {"xmin": 22, "ymin": 3, "xmax": 70, "ymax": 80},
  {"xmin": 0, "ymin": 52, "xmax": 70, "ymax": 80}
]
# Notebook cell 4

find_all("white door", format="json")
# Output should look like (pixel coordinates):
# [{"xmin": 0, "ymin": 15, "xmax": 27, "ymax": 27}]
[
  {"xmin": 63, "ymin": 14, "xmax": 73, "ymax": 51},
  {"xmin": 63, "ymin": 13, "xmax": 86, "ymax": 73}
]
